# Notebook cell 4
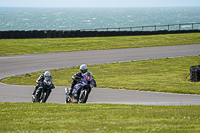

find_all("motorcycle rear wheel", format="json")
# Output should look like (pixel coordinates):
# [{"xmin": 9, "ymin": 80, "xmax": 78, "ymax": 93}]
[{"xmin": 65, "ymin": 96, "xmax": 71, "ymax": 103}]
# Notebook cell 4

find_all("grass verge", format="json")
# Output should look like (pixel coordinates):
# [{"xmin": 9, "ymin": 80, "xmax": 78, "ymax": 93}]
[
  {"xmin": 0, "ymin": 33, "xmax": 200, "ymax": 55},
  {"xmin": 1, "ymin": 34, "xmax": 200, "ymax": 132},
  {"xmin": 1, "ymin": 102, "xmax": 200, "ymax": 133},
  {"xmin": 2, "ymin": 56, "xmax": 200, "ymax": 94}
]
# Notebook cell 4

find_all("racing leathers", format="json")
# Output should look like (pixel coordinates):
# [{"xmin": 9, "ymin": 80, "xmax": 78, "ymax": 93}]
[
  {"xmin": 32, "ymin": 74, "xmax": 53, "ymax": 96},
  {"xmin": 69, "ymin": 72, "xmax": 97, "ymax": 95}
]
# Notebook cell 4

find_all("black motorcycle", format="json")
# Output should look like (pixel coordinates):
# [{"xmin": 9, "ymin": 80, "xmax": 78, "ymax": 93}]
[{"xmin": 32, "ymin": 81, "xmax": 55, "ymax": 103}]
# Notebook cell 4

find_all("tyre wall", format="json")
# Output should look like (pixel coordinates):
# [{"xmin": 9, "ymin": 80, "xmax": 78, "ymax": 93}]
[
  {"xmin": 190, "ymin": 65, "xmax": 200, "ymax": 82},
  {"xmin": 0, "ymin": 29, "xmax": 199, "ymax": 39}
]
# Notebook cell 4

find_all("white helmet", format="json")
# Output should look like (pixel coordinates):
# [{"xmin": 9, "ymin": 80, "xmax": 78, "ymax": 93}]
[
  {"xmin": 80, "ymin": 64, "xmax": 88, "ymax": 73},
  {"xmin": 44, "ymin": 71, "xmax": 51, "ymax": 77}
]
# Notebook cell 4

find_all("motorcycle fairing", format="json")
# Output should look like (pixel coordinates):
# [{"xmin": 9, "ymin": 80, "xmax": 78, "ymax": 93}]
[{"xmin": 73, "ymin": 84, "xmax": 83, "ymax": 94}]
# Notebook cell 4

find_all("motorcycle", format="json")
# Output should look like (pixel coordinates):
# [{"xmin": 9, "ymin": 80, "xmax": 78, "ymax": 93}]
[
  {"xmin": 65, "ymin": 72, "xmax": 95, "ymax": 103},
  {"xmin": 32, "ymin": 80, "xmax": 55, "ymax": 103}
]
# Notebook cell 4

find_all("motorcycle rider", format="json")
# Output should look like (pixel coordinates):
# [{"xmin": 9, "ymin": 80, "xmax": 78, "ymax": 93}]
[
  {"xmin": 68, "ymin": 64, "xmax": 97, "ymax": 95},
  {"xmin": 32, "ymin": 71, "xmax": 53, "ymax": 98}
]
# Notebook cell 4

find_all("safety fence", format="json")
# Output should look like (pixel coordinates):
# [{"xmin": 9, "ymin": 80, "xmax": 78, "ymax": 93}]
[
  {"xmin": 0, "ymin": 23, "xmax": 200, "ymax": 39},
  {"xmin": 80, "ymin": 22, "xmax": 200, "ymax": 31}
]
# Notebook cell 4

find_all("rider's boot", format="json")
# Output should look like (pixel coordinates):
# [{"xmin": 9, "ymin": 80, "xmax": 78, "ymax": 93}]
[
  {"xmin": 32, "ymin": 85, "xmax": 40, "ymax": 98},
  {"xmin": 68, "ymin": 87, "xmax": 73, "ymax": 96},
  {"xmin": 69, "ymin": 80, "xmax": 76, "ymax": 95},
  {"xmin": 35, "ymin": 87, "xmax": 42, "ymax": 102}
]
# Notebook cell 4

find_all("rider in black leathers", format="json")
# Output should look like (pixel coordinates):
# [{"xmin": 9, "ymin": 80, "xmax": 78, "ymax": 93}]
[
  {"xmin": 69, "ymin": 64, "xmax": 97, "ymax": 95},
  {"xmin": 32, "ymin": 71, "xmax": 53, "ymax": 99}
]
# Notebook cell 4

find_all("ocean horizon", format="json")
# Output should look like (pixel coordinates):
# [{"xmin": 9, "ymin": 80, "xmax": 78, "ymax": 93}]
[{"xmin": 0, "ymin": 7, "xmax": 200, "ymax": 31}]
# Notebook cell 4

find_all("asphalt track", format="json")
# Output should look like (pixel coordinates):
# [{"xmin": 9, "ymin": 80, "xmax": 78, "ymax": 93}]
[{"xmin": 0, "ymin": 44, "xmax": 200, "ymax": 105}]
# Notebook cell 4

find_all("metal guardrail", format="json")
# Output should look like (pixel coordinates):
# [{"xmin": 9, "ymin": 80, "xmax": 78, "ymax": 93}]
[{"xmin": 79, "ymin": 23, "xmax": 200, "ymax": 31}]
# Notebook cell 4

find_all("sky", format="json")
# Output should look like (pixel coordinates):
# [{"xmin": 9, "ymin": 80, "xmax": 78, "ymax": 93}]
[{"xmin": 0, "ymin": 0, "xmax": 200, "ymax": 8}]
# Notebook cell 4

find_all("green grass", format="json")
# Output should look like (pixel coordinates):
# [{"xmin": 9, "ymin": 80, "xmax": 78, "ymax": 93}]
[
  {"xmin": 0, "ymin": 33, "xmax": 200, "ymax": 55},
  {"xmin": 2, "ymin": 56, "xmax": 200, "ymax": 94},
  {"xmin": 1, "ymin": 34, "xmax": 200, "ymax": 132},
  {"xmin": 1, "ymin": 102, "xmax": 200, "ymax": 133}
]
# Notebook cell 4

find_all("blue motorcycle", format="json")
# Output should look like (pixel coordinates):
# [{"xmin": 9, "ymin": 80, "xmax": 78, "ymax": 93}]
[{"xmin": 65, "ymin": 72, "xmax": 95, "ymax": 103}]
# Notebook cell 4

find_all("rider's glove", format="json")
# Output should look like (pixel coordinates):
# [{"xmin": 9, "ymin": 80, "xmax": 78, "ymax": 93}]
[{"xmin": 49, "ymin": 84, "xmax": 55, "ymax": 89}]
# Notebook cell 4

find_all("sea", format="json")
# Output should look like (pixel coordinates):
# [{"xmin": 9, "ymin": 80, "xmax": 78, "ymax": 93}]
[{"xmin": 0, "ymin": 7, "xmax": 200, "ymax": 31}]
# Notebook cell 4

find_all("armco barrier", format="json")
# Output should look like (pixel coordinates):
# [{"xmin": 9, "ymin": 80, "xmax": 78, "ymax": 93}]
[{"xmin": 0, "ymin": 29, "xmax": 200, "ymax": 39}]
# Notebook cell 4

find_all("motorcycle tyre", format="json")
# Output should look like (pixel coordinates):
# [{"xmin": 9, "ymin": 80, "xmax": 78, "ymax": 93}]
[
  {"xmin": 41, "ymin": 89, "xmax": 51, "ymax": 103},
  {"xmin": 35, "ymin": 87, "xmax": 44, "ymax": 103},
  {"xmin": 65, "ymin": 96, "xmax": 71, "ymax": 103},
  {"xmin": 32, "ymin": 96, "xmax": 36, "ymax": 103},
  {"xmin": 41, "ymin": 92, "xmax": 47, "ymax": 103},
  {"xmin": 79, "ymin": 89, "xmax": 89, "ymax": 103}
]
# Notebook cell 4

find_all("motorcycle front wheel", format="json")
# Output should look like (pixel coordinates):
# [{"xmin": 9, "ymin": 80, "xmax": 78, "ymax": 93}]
[
  {"xmin": 35, "ymin": 87, "xmax": 43, "ymax": 102},
  {"xmin": 41, "ymin": 92, "xmax": 47, "ymax": 103},
  {"xmin": 79, "ymin": 89, "xmax": 89, "ymax": 103},
  {"xmin": 41, "ymin": 89, "xmax": 51, "ymax": 103}
]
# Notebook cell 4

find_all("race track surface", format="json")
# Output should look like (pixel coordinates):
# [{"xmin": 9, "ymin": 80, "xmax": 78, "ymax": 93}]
[{"xmin": 0, "ymin": 44, "xmax": 200, "ymax": 105}]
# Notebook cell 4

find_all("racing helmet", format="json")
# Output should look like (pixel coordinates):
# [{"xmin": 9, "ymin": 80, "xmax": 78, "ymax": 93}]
[
  {"xmin": 44, "ymin": 71, "xmax": 51, "ymax": 77},
  {"xmin": 80, "ymin": 64, "xmax": 88, "ymax": 74}
]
